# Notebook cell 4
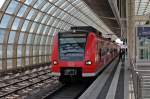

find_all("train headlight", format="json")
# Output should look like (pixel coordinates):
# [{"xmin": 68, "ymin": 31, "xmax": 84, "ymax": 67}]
[
  {"xmin": 53, "ymin": 60, "xmax": 58, "ymax": 65},
  {"xmin": 86, "ymin": 60, "xmax": 92, "ymax": 65}
]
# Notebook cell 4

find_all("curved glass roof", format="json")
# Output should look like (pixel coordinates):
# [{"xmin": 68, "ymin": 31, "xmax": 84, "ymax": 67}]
[
  {"xmin": 135, "ymin": 0, "xmax": 150, "ymax": 25},
  {"xmin": 0, "ymin": 0, "xmax": 113, "ymax": 71},
  {"xmin": 135, "ymin": 0, "xmax": 150, "ymax": 15}
]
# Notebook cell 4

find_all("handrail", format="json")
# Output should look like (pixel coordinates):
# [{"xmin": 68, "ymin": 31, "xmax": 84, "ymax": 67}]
[{"xmin": 130, "ymin": 59, "xmax": 143, "ymax": 99}]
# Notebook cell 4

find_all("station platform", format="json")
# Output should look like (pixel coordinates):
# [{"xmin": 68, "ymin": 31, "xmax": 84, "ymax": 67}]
[{"xmin": 79, "ymin": 56, "xmax": 132, "ymax": 99}]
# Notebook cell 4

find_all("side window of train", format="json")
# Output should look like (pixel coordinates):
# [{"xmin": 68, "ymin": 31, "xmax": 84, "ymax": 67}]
[
  {"xmin": 101, "ymin": 48, "xmax": 107, "ymax": 56},
  {"xmin": 110, "ymin": 49, "xmax": 112, "ymax": 53},
  {"xmin": 99, "ymin": 48, "xmax": 101, "ymax": 58},
  {"xmin": 101, "ymin": 48, "xmax": 104, "ymax": 56},
  {"xmin": 107, "ymin": 48, "xmax": 109, "ymax": 53}
]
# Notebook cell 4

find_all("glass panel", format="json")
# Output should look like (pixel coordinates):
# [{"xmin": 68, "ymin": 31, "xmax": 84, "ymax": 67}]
[
  {"xmin": 21, "ymin": 20, "xmax": 29, "ymax": 31},
  {"xmin": 43, "ymin": 26, "xmax": 50, "ymax": 35},
  {"xmin": 57, "ymin": 21, "xmax": 63, "ymax": 28},
  {"xmin": 49, "ymin": 0, "xmax": 58, "ymax": 3},
  {"xmin": 43, "ymin": 56, "xmax": 46, "ymax": 62},
  {"xmin": 17, "ymin": 5, "xmax": 28, "ymax": 17},
  {"xmin": 0, "ymin": 14, "xmax": 11, "ymax": 28},
  {"xmin": 7, "ymin": 45, "xmax": 13, "ymax": 58},
  {"xmin": 12, "ymin": 18, "xmax": 21, "ymax": 30},
  {"xmin": 34, "ymin": 35, "xmax": 40, "ymax": 44},
  {"xmin": 53, "ymin": 9, "xmax": 61, "ymax": 17},
  {"xmin": 48, "ymin": 27, "xmax": 55, "ymax": 35},
  {"xmin": 17, "ymin": 45, "xmax": 22, "ymax": 57},
  {"xmin": 26, "ymin": 9, "xmax": 35, "ymax": 20},
  {"xmin": 30, "ymin": 22, "xmax": 37, "ymax": 33},
  {"xmin": 47, "ymin": 17, "xmax": 55, "ymax": 25},
  {"xmin": 39, "ymin": 56, "xmax": 42, "ymax": 63},
  {"xmin": 40, "ymin": 36, "xmax": 46, "ymax": 44},
  {"xmin": 37, "ymin": 1, "xmax": 47, "ymax": 10},
  {"xmin": 34, "ymin": 35, "xmax": 42, "ymax": 44},
  {"xmin": 0, "ymin": 29, "xmax": 5, "ymax": 43},
  {"xmin": 18, "ymin": 33, "xmax": 24, "ymax": 44},
  {"xmin": 62, "ymin": 14, "xmax": 69, "ymax": 20},
  {"xmin": 41, "ymin": 3, "xmax": 51, "ymax": 12},
  {"xmin": 0, "ymin": 0, "xmax": 5, "ymax": 8},
  {"xmin": 47, "ymin": 6, "xmax": 57, "ymax": 14},
  {"xmin": 52, "ymin": 19, "xmax": 59, "ymax": 26},
  {"xmin": 6, "ymin": 1, "xmax": 18, "ymax": 14},
  {"xmin": 0, "ymin": 60, "xmax": 2, "ymax": 70},
  {"xmin": 45, "ymin": 46, "xmax": 48, "ymax": 55},
  {"xmin": 39, "ymin": 46, "xmax": 43, "ymax": 55},
  {"xmin": 26, "ymin": 57, "xmax": 29, "ymax": 65},
  {"xmin": 33, "ymin": 46, "xmax": 37, "ymax": 55},
  {"xmin": 60, "ymin": 1, "xmax": 69, "ymax": 9},
  {"xmin": 7, "ymin": 59, "xmax": 12, "ymax": 69},
  {"xmin": 41, "ymin": 15, "xmax": 48, "ymax": 24},
  {"xmin": 17, "ymin": 58, "xmax": 21, "ymax": 67},
  {"xmin": 27, "ymin": 34, "xmax": 34, "ymax": 44},
  {"xmin": 57, "ymin": 11, "xmax": 65, "ymax": 18},
  {"xmin": 33, "ymin": 57, "xmax": 36, "ymax": 64},
  {"xmin": 64, "ymin": 5, "xmax": 73, "ymax": 12},
  {"xmin": 46, "ymin": 36, "xmax": 52, "ymax": 45},
  {"xmin": 55, "ymin": 0, "xmax": 65, "ymax": 6},
  {"xmin": 37, "ymin": 24, "xmax": 43, "ymax": 34},
  {"xmin": 34, "ymin": 0, "xmax": 44, "ymax": 8},
  {"xmin": 36, "ymin": 46, "xmax": 39, "ymax": 56},
  {"xmin": 34, "ymin": 12, "xmax": 43, "ymax": 22},
  {"xmin": 46, "ymin": 56, "xmax": 49, "ymax": 62},
  {"xmin": 0, "ymin": 45, "xmax": 2, "ymax": 58},
  {"xmin": 8, "ymin": 31, "xmax": 16, "ymax": 43},
  {"xmin": 26, "ymin": 46, "xmax": 30, "ymax": 56},
  {"xmin": 49, "ymin": 46, "xmax": 52, "ymax": 55},
  {"xmin": 25, "ymin": 0, "xmax": 33, "ymax": 5}
]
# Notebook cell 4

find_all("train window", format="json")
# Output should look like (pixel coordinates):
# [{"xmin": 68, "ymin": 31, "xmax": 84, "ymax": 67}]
[
  {"xmin": 59, "ymin": 32, "xmax": 87, "ymax": 61},
  {"xmin": 101, "ymin": 48, "xmax": 107, "ymax": 56},
  {"xmin": 101, "ymin": 47, "xmax": 111, "ymax": 56},
  {"xmin": 99, "ymin": 49, "xmax": 101, "ymax": 58}
]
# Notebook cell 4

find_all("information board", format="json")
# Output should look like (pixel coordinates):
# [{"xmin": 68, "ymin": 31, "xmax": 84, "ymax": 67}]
[{"xmin": 137, "ymin": 26, "xmax": 150, "ymax": 37}]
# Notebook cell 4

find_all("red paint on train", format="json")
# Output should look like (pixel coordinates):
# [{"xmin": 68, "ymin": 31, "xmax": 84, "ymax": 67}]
[{"xmin": 50, "ymin": 26, "xmax": 120, "ymax": 82}]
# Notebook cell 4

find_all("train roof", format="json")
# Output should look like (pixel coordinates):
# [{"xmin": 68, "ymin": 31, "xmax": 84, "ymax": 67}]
[
  {"xmin": 70, "ymin": 26, "xmax": 102, "ymax": 36},
  {"xmin": 70, "ymin": 26, "xmax": 98, "ymax": 32},
  {"xmin": 58, "ymin": 26, "xmax": 117, "ymax": 44}
]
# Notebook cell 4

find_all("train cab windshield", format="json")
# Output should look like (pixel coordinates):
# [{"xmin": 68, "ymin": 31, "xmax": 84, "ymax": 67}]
[{"xmin": 59, "ymin": 32, "xmax": 87, "ymax": 61}]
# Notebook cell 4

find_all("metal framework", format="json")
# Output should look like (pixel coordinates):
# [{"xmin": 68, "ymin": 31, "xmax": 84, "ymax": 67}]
[{"xmin": 0, "ymin": 0, "xmax": 113, "ymax": 71}]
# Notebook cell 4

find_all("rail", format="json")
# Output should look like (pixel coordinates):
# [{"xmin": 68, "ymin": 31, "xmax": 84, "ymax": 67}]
[
  {"xmin": 0, "ymin": 66, "xmax": 60, "ymax": 99},
  {"xmin": 130, "ymin": 59, "xmax": 143, "ymax": 99}
]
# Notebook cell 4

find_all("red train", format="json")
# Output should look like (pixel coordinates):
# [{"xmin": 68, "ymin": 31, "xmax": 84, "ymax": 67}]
[{"xmin": 51, "ymin": 26, "xmax": 120, "ymax": 82}]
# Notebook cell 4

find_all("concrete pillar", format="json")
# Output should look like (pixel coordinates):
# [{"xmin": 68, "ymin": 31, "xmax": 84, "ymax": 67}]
[{"xmin": 127, "ymin": 0, "xmax": 135, "ymax": 64}]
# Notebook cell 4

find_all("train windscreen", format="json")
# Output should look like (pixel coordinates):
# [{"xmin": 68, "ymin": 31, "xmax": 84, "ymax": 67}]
[{"xmin": 59, "ymin": 32, "xmax": 87, "ymax": 61}]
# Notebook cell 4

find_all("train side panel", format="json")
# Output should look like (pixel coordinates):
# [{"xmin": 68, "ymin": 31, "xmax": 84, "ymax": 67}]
[
  {"xmin": 82, "ymin": 32, "xmax": 97, "ymax": 77},
  {"xmin": 51, "ymin": 33, "xmax": 60, "ymax": 76}
]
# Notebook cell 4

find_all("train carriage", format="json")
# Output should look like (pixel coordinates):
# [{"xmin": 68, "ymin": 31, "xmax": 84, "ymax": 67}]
[{"xmin": 51, "ymin": 26, "xmax": 120, "ymax": 82}]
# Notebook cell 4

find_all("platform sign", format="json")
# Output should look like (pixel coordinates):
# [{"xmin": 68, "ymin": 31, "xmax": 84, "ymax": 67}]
[
  {"xmin": 137, "ymin": 26, "xmax": 150, "ymax": 37},
  {"xmin": 136, "ymin": 25, "xmax": 150, "ymax": 62}
]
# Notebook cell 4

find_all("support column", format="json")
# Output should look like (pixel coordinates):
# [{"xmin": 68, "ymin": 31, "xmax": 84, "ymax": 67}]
[{"xmin": 127, "ymin": 0, "xmax": 135, "ymax": 64}]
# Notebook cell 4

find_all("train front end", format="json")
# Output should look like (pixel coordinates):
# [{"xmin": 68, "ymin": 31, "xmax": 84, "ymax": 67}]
[{"xmin": 51, "ymin": 31, "xmax": 96, "ymax": 82}]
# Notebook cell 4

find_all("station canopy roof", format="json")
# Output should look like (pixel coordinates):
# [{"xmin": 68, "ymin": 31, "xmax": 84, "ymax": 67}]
[{"xmin": 135, "ymin": 0, "xmax": 150, "ymax": 25}]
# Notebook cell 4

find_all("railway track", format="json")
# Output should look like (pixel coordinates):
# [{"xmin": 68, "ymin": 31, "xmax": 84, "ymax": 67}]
[
  {"xmin": 42, "ymin": 79, "xmax": 94, "ymax": 99},
  {"xmin": 0, "ymin": 66, "xmax": 61, "ymax": 99},
  {"xmin": 0, "ymin": 57, "xmax": 119, "ymax": 99},
  {"xmin": 42, "ymin": 57, "xmax": 120, "ymax": 99}
]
